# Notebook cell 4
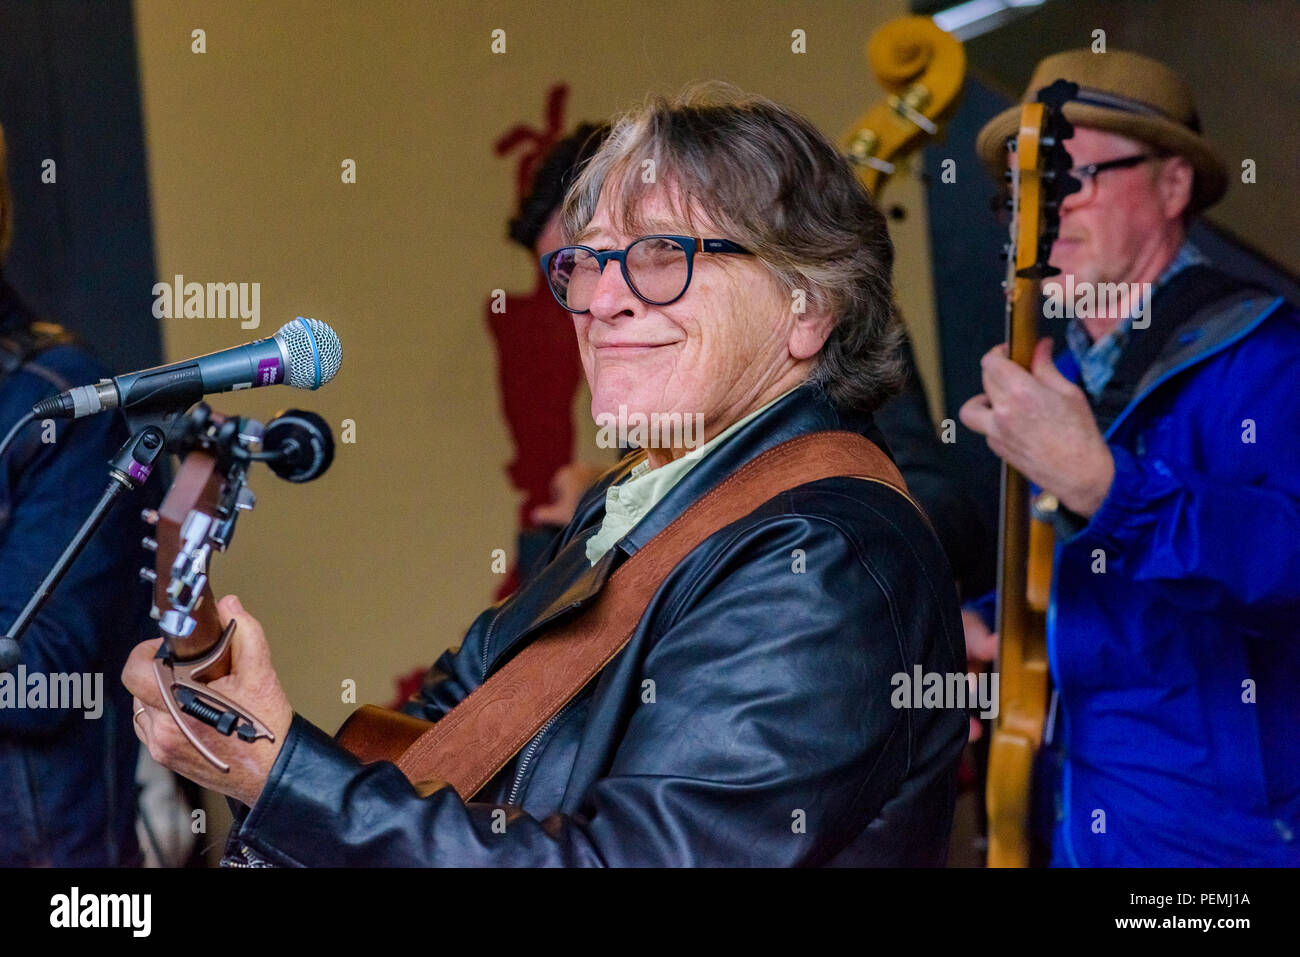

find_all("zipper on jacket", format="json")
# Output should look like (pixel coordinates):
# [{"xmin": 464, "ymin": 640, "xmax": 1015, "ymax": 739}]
[
  {"xmin": 222, "ymin": 842, "xmax": 266, "ymax": 868},
  {"xmin": 506, "ymin": 702, "xmax": 572, "ymax": 806},
  {"xmin": 480, "ymin": 604, "xmax": 506, "ymax": 678}
]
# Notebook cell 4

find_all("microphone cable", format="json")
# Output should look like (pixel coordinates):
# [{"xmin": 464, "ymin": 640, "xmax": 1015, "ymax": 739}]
[{"xmin": 0, "ymin": 410, "xmax": 35, "ymax": 461}]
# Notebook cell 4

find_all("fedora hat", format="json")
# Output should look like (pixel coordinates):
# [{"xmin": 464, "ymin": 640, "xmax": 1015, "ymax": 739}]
[{"xmin": 976, "ymin": 49, "xmax": 1227, "ymax": 213}]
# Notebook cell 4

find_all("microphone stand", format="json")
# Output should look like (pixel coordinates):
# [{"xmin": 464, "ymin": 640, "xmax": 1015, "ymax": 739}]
[
  {"xmin": 0, "ymin": 401, "xmax": 331, "ymax": 677},
  {"xmin": 0, "ymin": 410, "xmax": 170, "ymax": 673}
]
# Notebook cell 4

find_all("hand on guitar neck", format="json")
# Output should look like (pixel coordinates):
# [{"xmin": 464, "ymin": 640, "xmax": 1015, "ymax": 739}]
[
  {"xmin": 959, "ymin": 337, "xmax": 1116, "ymax": 519},
  {"xmin": 124, "ymin": 594, "xmax": 293, "ymax": 807}
]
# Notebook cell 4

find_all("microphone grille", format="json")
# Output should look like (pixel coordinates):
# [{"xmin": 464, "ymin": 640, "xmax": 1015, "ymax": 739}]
[{"xmin": 276, "ymin": 317, "xmax": 342, "ymax": 389}]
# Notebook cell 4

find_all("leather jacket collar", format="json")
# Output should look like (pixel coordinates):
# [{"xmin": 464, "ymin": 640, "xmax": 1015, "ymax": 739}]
[
  {"xmin": 486, "ymin": 382, "xmax": 894, "ymax": 675},
  {"xmin": 579, "ymin": 381, "xmax": 892, "ymax": 554}
]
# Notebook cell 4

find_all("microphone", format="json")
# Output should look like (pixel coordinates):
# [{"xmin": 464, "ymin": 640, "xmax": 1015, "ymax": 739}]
[{"xmin": 32, "ymin": 317, "xmax": 342, "ymax": 420}]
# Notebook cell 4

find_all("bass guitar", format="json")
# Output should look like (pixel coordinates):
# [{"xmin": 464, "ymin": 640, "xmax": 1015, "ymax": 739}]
[{"xmin": 984, "ymin": 80, "xmax": 1081, "ymax": 868}]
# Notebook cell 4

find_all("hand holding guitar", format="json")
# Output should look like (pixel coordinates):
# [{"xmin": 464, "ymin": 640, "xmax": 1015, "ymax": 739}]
[
  {"xmin": 119, "ymin": 403, "xmax": 334, "ymax": 807},
  {"xmin": 125, "ymin": 594, "xmax": 291, "ymax": 806},
  {"xmin": 960, "ymin": 337, "xmax": 1115, "ymax": 518}
]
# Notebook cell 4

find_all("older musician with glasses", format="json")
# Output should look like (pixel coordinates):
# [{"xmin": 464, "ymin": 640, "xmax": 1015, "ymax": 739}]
[
  {"xmin": 125, "ymin": 83, "xmax": 967, "ymax": 867},
  {"xmin": 961, "ymin": 50, "xmax": 1300, "ymax": 867}
]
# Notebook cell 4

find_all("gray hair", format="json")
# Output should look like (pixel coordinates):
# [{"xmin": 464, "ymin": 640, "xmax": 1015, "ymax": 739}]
[{"xmin": 561, "ymin": 82, "xmax": 904, "ymax": 413}]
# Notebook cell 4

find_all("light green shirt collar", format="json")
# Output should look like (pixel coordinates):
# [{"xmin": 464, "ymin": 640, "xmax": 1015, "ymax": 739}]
[{"xmin": 584, "ymin": 386, "xmax": 799, "ymax": 565}]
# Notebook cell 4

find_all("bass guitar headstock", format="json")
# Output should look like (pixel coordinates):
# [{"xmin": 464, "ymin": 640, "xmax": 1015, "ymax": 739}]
[
  {"xmin": 1005, "ymin": 80, "xmax": 1082, "ymax": 279},
  {"xmin": 1002, "ymin": 79, "xmax": 1082, "ymax": 363}
]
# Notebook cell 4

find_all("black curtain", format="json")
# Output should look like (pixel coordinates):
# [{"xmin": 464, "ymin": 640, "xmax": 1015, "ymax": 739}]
[{"xmin": 0, "ymin": 0, "xmax": 159, "ymax": 375}]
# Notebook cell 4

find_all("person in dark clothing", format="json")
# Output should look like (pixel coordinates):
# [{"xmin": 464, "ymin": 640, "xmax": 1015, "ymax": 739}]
[
  {"xmin": 126, "ymin": 84, "xmax": 968, "ymax": 867},
  {"xmin": 874, "ymin": 334, "xmax": 992, "ymax": 597},
  {"xmin": 0, "ymin": 118, "xmax": 157, "ymax": 865}
]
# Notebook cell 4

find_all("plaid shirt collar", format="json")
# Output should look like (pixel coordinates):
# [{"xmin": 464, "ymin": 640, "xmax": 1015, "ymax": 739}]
[{"xmin": 1066, "ymin": 241, "xmax": 1208, "ymax": 397}]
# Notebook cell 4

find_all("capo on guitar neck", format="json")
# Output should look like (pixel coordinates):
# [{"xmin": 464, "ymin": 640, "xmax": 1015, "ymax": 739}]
[{"xmin": 152, "ymin": 618, "xmax": 275, "ymax": 772}]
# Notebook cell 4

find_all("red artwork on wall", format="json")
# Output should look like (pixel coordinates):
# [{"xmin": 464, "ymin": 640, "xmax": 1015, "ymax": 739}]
[{"xmin": 486, "ymin": 84, "xmax": 584, "ymax": 600}]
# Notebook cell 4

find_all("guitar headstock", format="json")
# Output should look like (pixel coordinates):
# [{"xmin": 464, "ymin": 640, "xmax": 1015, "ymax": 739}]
[
  {"xmin": 1006, "ymin": 79, "xmax": 1082, "ymax": 282},
  {"xmin": 842, "ymin": 15, "xmax": 966, "ymax": 197},
  {"xmin": 145, "ymin": 454, "xmax": 229, "ymax": 662},
  {"xmin": 144, "ymin": 406, "xmax": 257, "ymax": 664},
  {"xmin": 140, "ymin": 403, "xmax": 332, "ymax": 767},
  {"xmin": 999, "ymin": 79, "xmax": 1082, "ymax": 368},
  {"xmin": 144, "ymin": 405, "xmax": 274, "ymax": 769}
]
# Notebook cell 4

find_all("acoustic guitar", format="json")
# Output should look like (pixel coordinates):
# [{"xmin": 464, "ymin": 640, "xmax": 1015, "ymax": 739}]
[{"xmin": 983, "ymin": 81, "xmax": 1081, "ymax": 868}]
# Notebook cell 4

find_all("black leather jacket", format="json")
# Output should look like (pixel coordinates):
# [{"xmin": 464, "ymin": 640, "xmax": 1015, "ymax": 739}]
[{"xmin": 227, "ymin": 383, "xmax": 967, "ymax": 866}]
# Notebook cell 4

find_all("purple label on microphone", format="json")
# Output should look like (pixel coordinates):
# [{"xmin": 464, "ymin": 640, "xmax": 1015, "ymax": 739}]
[
  {"xmin": 127, "ymin": 461, "xmax": 153, "ymax": 483},
  {"xmin": 256, "ymin": 357, "xmax": 283, "ymax": 386}
]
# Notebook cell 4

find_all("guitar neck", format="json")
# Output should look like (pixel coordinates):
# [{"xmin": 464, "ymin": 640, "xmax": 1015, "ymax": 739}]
[{"xmin": 995, "ymin": 269, "xmax": 1041, "ymax": 650}]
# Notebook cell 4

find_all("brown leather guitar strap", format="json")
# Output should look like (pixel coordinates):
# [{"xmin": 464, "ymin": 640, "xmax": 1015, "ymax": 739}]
[{"xmin": 383, "ymin": 430, "xmax": 913, "ymax": 799}]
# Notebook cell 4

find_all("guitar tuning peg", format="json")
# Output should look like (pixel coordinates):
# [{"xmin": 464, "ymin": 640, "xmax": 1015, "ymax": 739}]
[
  {"xmin": 149, "ymin": 605, "xmax": 161, "ymax": 621},
  {"xmin": 238, "ymin": 419, "xmax": 265, "ymax": 447},
  {"xmin": 141, "ymin": 508, "xmax": 159, "ymax": 526},
  {"xmin": 139, "ymin": 568, "xmax": 158, "ymax": 584},
  {"xmin": 142, "ymin": 536, "xmax": 158, "ymax": 552}
]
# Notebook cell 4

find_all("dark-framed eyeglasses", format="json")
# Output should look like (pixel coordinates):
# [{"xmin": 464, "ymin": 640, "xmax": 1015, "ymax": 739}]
[
  {"xmin": 1068, "ymin": 153, "xmax": 1158, "ymax": 202},
  {"xmin": 539, "ymin": 234, "xmax": 752, "ymax": 314}
]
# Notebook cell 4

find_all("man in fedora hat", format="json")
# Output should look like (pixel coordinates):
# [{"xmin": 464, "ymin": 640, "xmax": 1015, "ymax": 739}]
[{"xmin": 959, "ymin": 49, "xmax": 1300, "ymax": 866}]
